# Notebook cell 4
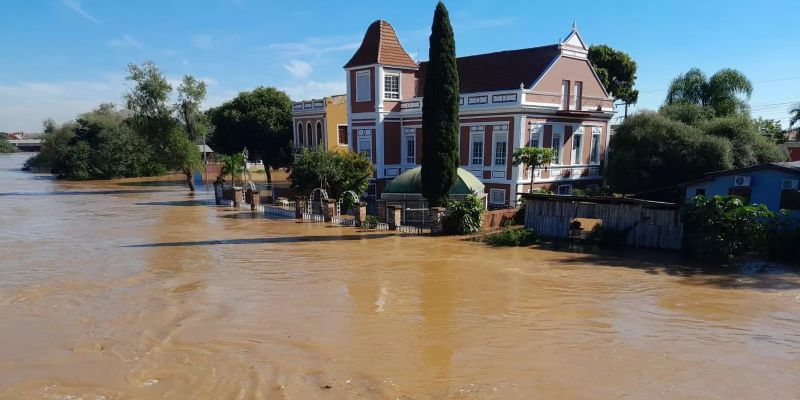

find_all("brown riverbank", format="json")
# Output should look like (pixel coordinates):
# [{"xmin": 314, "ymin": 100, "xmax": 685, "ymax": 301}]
[{"xmin": 1, "ymin": 153, "xmax": 799, "ymax": 399}]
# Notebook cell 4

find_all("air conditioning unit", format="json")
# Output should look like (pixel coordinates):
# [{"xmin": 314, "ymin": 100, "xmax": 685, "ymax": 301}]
[
  {"xmin": 733, "ymin": 176, "xmax": 751, "ymax": 187},
  {"xmin": 782, "ymin": 179, "xmax": 799, "ymax": 190}
]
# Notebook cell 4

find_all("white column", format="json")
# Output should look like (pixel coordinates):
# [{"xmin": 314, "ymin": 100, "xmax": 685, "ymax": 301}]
[
  {"xmin": 375, "ymin": 66, "xmax": 385, "ymax": 178},
  {"xmin": 376, "ymin": 66, "xmax": 384, "ymax": 112},
  {"xmin": 510, "ymin": 114, "xmax": 523, "ymax": 205},
  {"xmin": 345, "ymin": 70, "xmax": 353, "ymax": 152}
]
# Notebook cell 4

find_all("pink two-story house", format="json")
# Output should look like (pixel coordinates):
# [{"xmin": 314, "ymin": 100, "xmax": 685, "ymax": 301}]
[{"xmin": 344, "ymin": 20, "xmax": 615, "ymax": 207}]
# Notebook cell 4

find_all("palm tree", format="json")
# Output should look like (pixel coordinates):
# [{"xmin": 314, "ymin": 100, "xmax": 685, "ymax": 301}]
[
  {"xmin": 790, "ymin": 104, "xmax": 800, "ymax": 128},
  {"xmin": 219, "ymin": 153, "xmax": 245, "ymax": 187},
  {"xmin": 665, "ymin": 68, "xmax": 753, "ymax": 117}
]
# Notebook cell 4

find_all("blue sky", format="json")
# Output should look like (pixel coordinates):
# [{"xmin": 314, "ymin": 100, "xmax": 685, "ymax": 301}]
[{"xmin": 1, "ymin": 0, "xmax": 799, "ymax": 132}]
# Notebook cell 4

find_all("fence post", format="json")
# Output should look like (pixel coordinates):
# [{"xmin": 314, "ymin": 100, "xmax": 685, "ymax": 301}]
[
  {"xmin": 355, "ymin": 202, "xmax": 368, "ymax": 226},
  {"xmin": 249, "ymin": 191, "xmax": 260, "ymax": 210},
  {"xmin": 294, "ymin": 196, "xmax": 306, "ymax": 219},
  {"xmin": 388, "ymin": 205, "xmax": 402, "ymax": 231},
  {"xmin": 322, "ymin": 198, "xmax": 337, "ymax": 222},
  {"xmin": 430, "ymin": 207, "xmax": 446, "ymax": 234}
]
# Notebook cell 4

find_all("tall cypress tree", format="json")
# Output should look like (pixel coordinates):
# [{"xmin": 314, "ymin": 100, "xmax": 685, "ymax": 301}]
[{"xmin": 421, "ymin": 1, "xmax": 460, "ymax": 207}]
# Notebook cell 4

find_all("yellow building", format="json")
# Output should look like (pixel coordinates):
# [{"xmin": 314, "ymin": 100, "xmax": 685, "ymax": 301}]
[{"xmin": 291, "ymin": 95, "xmax": 349, "ymax": 152}]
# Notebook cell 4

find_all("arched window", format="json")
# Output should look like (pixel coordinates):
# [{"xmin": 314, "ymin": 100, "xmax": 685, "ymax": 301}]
[
  {"xmin": 316, "ymin": 121, "xmax": 324, "ymax": 149},
  {"xmin": 297, "ymin": 123, "xmax": 304, "ymax": 146},
  {"xmin": 306, "ymin": 122, "xmax": 313, "ymax": 147}
]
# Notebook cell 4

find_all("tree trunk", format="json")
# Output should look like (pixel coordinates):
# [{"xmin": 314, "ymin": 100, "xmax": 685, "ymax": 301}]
[
  {"xmin": 265, "ymin": 165, "xmax": 273, "ymax": 184},
  {"xmin": 185, "ymin": 169, "xmax": 196, "ymax": 192},
  {"xmin": 529, "ymin": 166, "xmax": 535, "ymax": 193}
]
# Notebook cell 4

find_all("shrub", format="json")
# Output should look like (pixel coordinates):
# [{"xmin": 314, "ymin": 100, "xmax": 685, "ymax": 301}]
[
  {"xmin": 681, "ymin": 195, "xmax": 775, "ymax": 260},
  {"xmin": 484, "ymin": 227, "xmax": 539, "ymax": 246},
  {"xmin": 442, "ymin": 194, "xmax": 483, "ymax": 235},
  {"xmin": 763, "ymin": 212, "xmax": 800, "ymax": 261},
  {"xmin": 0, "ymin": 138, "xmax": 18, "ymax": 153},
  {"xmin": 584, "ymin": 225, "xmax": 631, "ymax": 248}
]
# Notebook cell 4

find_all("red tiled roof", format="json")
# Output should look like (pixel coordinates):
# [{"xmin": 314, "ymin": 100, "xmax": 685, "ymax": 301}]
[
  {"xmin": 417, "ymin": 45, "xmax": 560, "ymax": 94},
  {"xmin": 344, "ymin": 20, "xmax": 418, "ymax": 69}
]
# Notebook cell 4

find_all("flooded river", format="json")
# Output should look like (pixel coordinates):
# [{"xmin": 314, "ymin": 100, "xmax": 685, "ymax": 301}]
[{"xmin": 0, "ymin": 152, "xmax": 798, "ymax": 399}]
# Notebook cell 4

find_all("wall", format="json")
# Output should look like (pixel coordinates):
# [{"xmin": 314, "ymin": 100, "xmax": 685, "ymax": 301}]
[
  {"xmin": 532, "ymin": 56, "xmax": 611, "ymax": 110},
  {"xmin": 325, "ymin": 100, "xmax": 348, "ymax": 151},
  {"xmin": 684, "ymin": 169, "xmax": 800, "ymax": 212}
]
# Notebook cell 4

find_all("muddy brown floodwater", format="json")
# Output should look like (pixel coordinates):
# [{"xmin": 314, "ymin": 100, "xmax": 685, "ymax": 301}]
[{"xmin": 0, "ymin": 153, "xmax": 799, "ymax": 399}]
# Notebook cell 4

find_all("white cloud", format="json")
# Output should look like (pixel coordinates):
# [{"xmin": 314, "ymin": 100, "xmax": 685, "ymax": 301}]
[
  {"xmin": 0, "ymin": 76, "xmax": 124, "ymax": 132},
  {"xmin": 262, "ymin": 35, "xmax": 360, "ymax": 56},
  {"xmin": 279, "ymin": 80, "xmax": 346, "ymax": 101},
  {"xmin": 283, "ymin": 60, "xmax": 313, "ymax": 79},
  {"xmin": 107, "ymin": 34, "xmax": 142, "ymax": 48},
  {"xmin": 62, "ymin": 0, "xmax": 99, "ymax": 24},
  {"xmin": 192, "ymin": 35, "xmax": 213, "ymax": 49}
]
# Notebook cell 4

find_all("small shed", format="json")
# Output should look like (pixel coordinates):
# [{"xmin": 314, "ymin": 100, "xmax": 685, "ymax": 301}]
[
  {"xmin": 378, "ymin": 167, "xmax": 485, "ymax": 225},
  {"xmin": 522, "ymin": 193, "xmax": 684, "ymax": 250}
]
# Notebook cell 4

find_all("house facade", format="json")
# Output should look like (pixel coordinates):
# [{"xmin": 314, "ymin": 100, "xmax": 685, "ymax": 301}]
[
  {"xmin": 291, "ymin": 95, "xmax": 349, "ymax": 152},
  {"xmin": 343, "ymin": 20, "xmax": 615, "ymax": 207},
  {"xmin": 682, "ymin": 162, "xmax": 800, "ymax": 214}
]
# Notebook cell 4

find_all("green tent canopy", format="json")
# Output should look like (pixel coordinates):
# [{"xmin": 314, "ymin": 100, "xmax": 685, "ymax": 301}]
[{"xmin": 381, "ymin": 167, "xmax": 485, "ymax": 200}]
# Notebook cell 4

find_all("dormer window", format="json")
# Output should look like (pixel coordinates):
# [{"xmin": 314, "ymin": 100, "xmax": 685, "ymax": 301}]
[
  {"xmin": 384, "ymin": 72, "xmax": 400, "ymax": 100},
  {"xmin": 355, "ymin": 70, "xmax": 371, "ymax": 102}
]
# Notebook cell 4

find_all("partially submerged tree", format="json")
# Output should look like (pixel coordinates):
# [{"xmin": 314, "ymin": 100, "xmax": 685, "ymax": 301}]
[
  {"xmin": 607, "ymin": 112, "xmax": 734, "ymax": 194},
  {"xmin": 512, "ymin": 147, "xmax": 555, "ymax": 193},
  {"xmin": 124, "ymin": 60, "xmax": 200, "ymax": 191},
  {"xmin": 219, "ymin": 153, "xmax": 245, "ymax": 186},
  {"xmin": 665, "ymin": 68, "xmax": 753, "ymax": 117},
  {"xmin": 421, "ymin": 1, "xmax": 460, "ymax": 207},
  {"xmin": 207, "ymin": 87, "xmax": 293, "ymax": 184},
  {"xmin": 175, "ymin": 75, "xmax": 208, "ymax": 191},
  {"xmin": 289, "ymin": 148, "xmax": 373, "ymax": 200},
  {"xmin": 587, "ymin": 45, "xmax": 639, "ymax": 109}
]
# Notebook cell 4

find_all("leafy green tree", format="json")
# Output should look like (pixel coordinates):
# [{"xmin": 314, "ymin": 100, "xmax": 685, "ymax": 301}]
[
  {"xmin": 587, "ymin": 45, "xmax": 639, "ymax": 106},
  {"xmin": 207, "ymin": 87, "xmax": 293, "ymax": 185},
  {"xmin": 175, "ymin": 75, "xmax": 208, "ymax": 191},
  {"xmin": 124, "ymin": 61, "xmax": 200, "ymax": 191},
  {"xmin": 607, "ymin": 112, "xmax": 734, "ymax": 194},
  {"xmin": 512, "ymin": 147, "xmax": 555, "ymax": 193},
  {"xmin": 421, "ymin": 1, "xmax": 460, "ymax": 207},
  {"xmin": 289, "ymin": 148, "xmax": 374, "ymax": 200},
  {"xmin": 665, "ymin": 68, "xmax": 753, "ymax": 117},
  {"xmin": 701, "ymin": 116, "xmax": 786, "ymax": 168},
  {"xmin": 752, "ymin": 117, "xmax": 785, "ymax": 144},
  {"xmin": 658, "ymin": 103, "xmax": 715, "ymax": 126}
]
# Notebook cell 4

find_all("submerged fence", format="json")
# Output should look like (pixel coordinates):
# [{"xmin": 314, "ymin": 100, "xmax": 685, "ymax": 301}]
[{"xmin": 523, "ymin": 194, "xmax": 684, "ymax": 250}]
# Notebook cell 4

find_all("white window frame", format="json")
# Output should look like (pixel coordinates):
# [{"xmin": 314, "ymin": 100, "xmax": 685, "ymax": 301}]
[
  {"xmin": 337, "ymin": 124, "xmax": 349, "ymax": 146},
  {"xmin": 590, "ymin": 126, "xmax": 601, "ymax": 164},
  {"xmin": 402, "ymin": 127, "xmax": 416, "ymax": 165},
  {"xmin": 489, "ymin": 189, "xmax": 506, "ymax": 206},
  {"xmin": 469, "ymin": 126, "xmax": 485, "ymax": 166},
  {"xmin": 574, "ymin": 81, "xmax": 583, "ymax": 111},
  {"xmin": 355, "ymin": 70, "xmax": 371, "ymax": 102},
  {"xmin": 316, "ymin": 121, "xmax": 324, "ymax": 148},
  {"xmin": 384, "ymin": 72, "xmax": 400, "ymax": 100},
  {"xmin": 357, "ymin": 129, "xmax": 372, "ymax": 162},
  {"xmin": 557, "ymin": 184, "xmax": 572, "ymax": 195},
  {"xmin": 297, "ymin": 122, "xmax": 304, "ymax": 146},
  {"xmin": 551, "ymin": 128, "xmax": 563, "ymax": 165},
  {"xmin": 306, "ymin": 122, "xmax": 313, "ymax": 147},
  {"xmin": 529, "ymin": 123, "xmax": 543, "ymax": 148},
  {"xmin": 492, "ymin": 128, "xmax": 508, "ymax": 167},
  {"xmin": 571, "ymin": 127, "xmax": 583, "ymax": 165}
]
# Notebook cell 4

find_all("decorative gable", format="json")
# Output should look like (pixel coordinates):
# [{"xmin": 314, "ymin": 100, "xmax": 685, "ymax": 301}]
[{"xmin": 559, "ymin": 23, "xmax": 588, "ymax": 59}]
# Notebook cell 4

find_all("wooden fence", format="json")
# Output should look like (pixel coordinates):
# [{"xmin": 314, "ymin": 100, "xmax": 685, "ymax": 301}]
[{"xmin": 523, "ymin": 194, "xmax": 683, "ymax": 250}]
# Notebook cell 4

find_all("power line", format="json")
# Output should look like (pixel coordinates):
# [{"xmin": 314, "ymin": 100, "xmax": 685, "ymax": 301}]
[{"xmin": 638, "ymin": 76, "xmax": 800, "ymax": 95}]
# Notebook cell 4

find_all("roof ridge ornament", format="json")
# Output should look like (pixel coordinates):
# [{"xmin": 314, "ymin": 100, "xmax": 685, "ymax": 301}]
[{"xmin": 572, "ymin": 21, "xmax": 578, "ymax": 32}]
